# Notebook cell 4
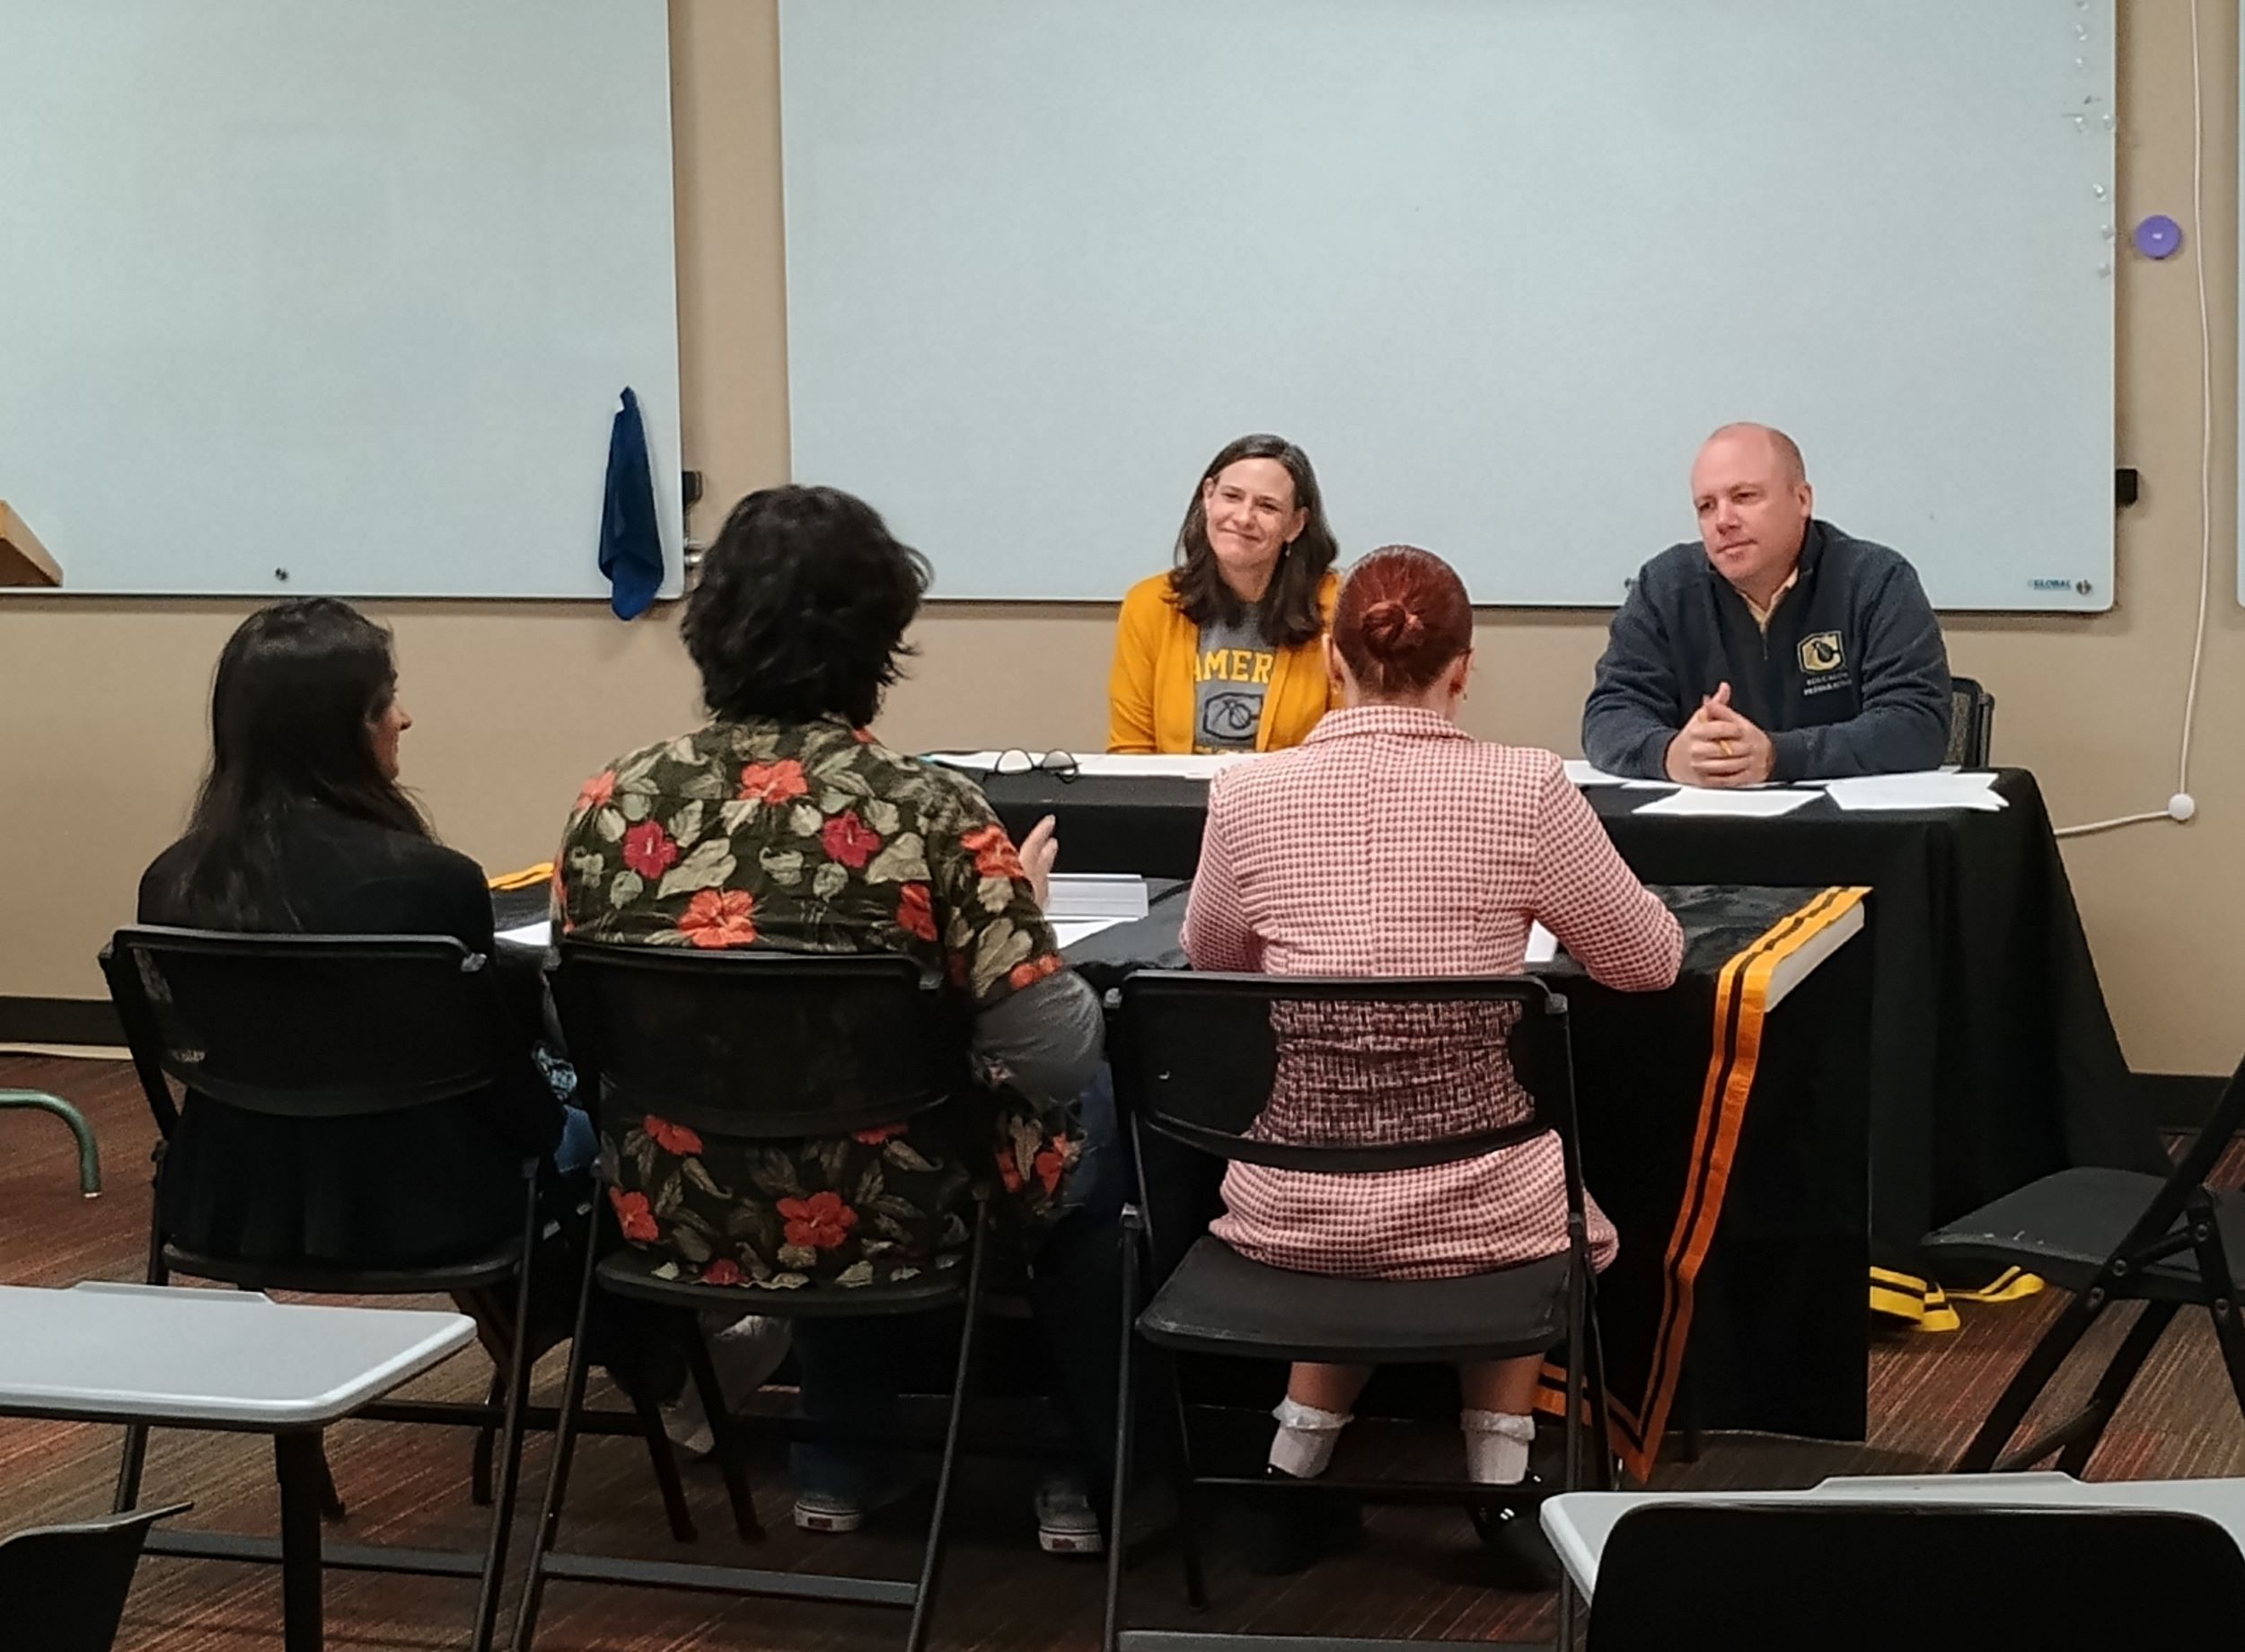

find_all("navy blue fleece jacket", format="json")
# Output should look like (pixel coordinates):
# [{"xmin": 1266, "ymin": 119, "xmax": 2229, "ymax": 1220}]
[{"xmin": 1581, "ymin": 521, "xmax": 1950, "ymax": 782}]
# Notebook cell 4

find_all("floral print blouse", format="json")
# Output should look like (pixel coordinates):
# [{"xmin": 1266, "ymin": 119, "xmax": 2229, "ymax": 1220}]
[{"xmin": 554, "ymin": 716, "xmax": 1084, "ymax": 1290}]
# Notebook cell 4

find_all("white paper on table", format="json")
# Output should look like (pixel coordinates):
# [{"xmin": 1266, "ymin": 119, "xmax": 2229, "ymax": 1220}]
[
  {"xmin": 1618, "ymin": 778, "xmax": 1681, "ymax": 791},
  {"xmin": 1563, "ymin": 760, "xmax": 1632, "ymax": 787},
  {"xmin": 1525, "ymin": 921, "xmax": 1560, "ymax": 964},
  {"xmin": 1824, "ymin": 772, "xmax": 2007, "ymax": 813},
  {"xmin": 1044, "ymin": 874, "xmax": 1149, "ymax": 921},
  {"xmin": 1633, "ymin": 787, "xmax": 1819, "ymax": 819},
  {"xmin": 496, "ymin": 919, "xmax": 551, "ymax": 947},
  {"xmin": 1052, "ymin": 916, "xmax": 1128, "ymax": 949}
]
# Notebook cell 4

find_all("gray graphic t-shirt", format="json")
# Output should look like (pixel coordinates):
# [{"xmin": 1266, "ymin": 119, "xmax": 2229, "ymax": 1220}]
[{"xmin": 1193, "ymin": 611, "xmax": 1276, "ymax": 751}]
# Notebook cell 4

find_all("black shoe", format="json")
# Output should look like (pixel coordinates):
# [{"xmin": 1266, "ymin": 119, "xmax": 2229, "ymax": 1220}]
[
  {"xmin": 1470, "ymin": 1500, "xmax": 1564, "ymax": 1592},
  {"xmin": 1237, "ymin": 1470, "xmax": 1363, "ymax": 1577}
]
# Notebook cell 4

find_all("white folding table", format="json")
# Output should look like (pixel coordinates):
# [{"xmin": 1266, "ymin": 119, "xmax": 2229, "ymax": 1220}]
[{"xmin": 0, "ymin": 1281, "xmax": 474, "ymax": 1651}]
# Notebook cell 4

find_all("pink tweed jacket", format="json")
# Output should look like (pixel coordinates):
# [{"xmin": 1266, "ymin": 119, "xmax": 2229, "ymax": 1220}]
[{"xmin": 1181, "ymin": 706, "xmax": 1684, "ymax": 1279}]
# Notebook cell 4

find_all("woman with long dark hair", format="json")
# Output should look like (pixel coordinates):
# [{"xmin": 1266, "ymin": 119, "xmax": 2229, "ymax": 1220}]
[
  {"xmin": 1106, "ymin": 432, "xmax": 1342, "ymax": 753},
  {"xmin": 137, "ymin": 598, "xmax": 575, "ymax": 1265}
]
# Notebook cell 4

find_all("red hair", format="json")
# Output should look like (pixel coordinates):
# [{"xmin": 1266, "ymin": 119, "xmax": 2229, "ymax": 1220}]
[{"xmin": 1330, "ymin": 545, "xmax": 1473, "ymax": 697}]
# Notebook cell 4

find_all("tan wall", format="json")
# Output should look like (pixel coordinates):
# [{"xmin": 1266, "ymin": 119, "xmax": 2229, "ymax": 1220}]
[{"xmin": 4, "ymin": 1, "xmax": 2242, "ymax": 1073}]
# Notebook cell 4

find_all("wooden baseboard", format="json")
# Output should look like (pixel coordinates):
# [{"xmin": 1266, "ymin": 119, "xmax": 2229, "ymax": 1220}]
[{"xmin": 0, "ymin": 997, "xmax": 121, "ymax": 1046}]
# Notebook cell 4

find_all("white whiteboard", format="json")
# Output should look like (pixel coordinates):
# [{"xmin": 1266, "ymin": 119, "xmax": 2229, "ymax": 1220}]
[
  {"xmin": 781, "ymin": 1, "xmax": 2116, "ymax": 611},
  {"xmin": 0, "ymin": 0, "xmax": 682, "ymax": 600}
]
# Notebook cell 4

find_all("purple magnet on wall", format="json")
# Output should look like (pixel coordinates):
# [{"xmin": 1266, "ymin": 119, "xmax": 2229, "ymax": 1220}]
[{"xmin": 2133, "ymin": 214, "xmax": 2182, "ymax": 259}]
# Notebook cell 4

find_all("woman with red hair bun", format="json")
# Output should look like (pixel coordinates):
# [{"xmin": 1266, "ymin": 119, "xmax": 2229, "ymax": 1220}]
[{"xmin": 1182, "ymin": 545, "xmax": 1686, "ymax": 1525}]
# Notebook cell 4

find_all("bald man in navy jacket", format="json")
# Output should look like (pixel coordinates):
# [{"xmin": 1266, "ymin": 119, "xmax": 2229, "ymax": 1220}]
[{"xmin": 1583, "ymin": 425, "xmax": 1951, "ymax": 786}]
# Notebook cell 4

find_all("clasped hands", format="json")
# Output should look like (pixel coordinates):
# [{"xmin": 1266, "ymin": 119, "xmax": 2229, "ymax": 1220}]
[{"xmin": 1662, "ymin": 682, "xmax": 1774, "ymax": 788}]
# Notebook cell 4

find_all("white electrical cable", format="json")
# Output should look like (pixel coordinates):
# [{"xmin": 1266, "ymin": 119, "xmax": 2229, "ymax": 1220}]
[{"xmin": 2054, "ymin": 0, "xmax": 2214, "ymax": 841}]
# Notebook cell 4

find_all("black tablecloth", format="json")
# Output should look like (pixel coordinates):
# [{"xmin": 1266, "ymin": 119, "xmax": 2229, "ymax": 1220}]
[
  {"xmin": 1078, "ymin": 880, "xmax": 1871, "ymax": 1472},
  {"xmin": 983, "ymin": 766, "xmax": 2163, "ymax": 1298}
]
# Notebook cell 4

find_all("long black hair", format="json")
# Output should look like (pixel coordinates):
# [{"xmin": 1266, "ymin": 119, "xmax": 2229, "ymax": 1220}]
[
  {"xmin": 1167, "ymin": 433, "xmax": 1340, "ymax": 646},
  {"xmin": 166, "ymin": 598, "xmax": 427, "ymax": 929},
  {"xmin": 682, "ymin": 485, "xmax": 931, "ymax": 728}
]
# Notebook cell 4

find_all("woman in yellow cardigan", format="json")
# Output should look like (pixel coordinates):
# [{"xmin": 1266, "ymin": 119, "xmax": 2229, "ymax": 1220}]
[{"xmin": 1107, "ymin": 433, "xmax": 1341, "ymax": 754}]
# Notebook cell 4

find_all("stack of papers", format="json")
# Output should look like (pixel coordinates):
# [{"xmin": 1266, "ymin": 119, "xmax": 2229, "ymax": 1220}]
[
  {"xmin": 1045, "ymin": 874, "xmax": 1149, "ymax": 920},
  {"xmin": 1045, "ymin": 873, "xmax": 1149, "ymax": 949},
  {"xmin": 1634, "ymin": 787, "xmax": 1819, "ymax": 819},
  {"xmin": 1563, "ymin": 760, "xmax": 1632, "ymax": 786},
  {"xmin": 1824, "ymin": 772, "xmax": 2007, "ymax": 813}
]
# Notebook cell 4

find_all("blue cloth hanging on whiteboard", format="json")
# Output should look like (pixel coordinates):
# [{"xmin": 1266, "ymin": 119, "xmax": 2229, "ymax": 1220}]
[{"xmin": 599, "ymin": 387, "xmax": 664, "ymax": 620}]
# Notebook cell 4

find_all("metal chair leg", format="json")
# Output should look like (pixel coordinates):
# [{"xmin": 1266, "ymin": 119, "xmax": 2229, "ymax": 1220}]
[
  {"xmin": 113, "ymin": 1212, "xmax": 170, "ymax": 1514},
  {"xmin": 1160, "ymin": 1345, "xmax": 1207, "ymax": 1611},
  {"xmin": 506, "ymin": 1201, "xmax": 603, "ymax": 1652},
  {"xmin": 0, "ymin": 1090, "xmax": 101, "ymax": 1195},
  {"xmin": 2055, "ymin": 1300, "xmax": 2179, "ymax": 1476},
  {"xmin": 471, "ymin": 1199, "xmax": 545, "ymax": 1652},
  {"xmin": 1955, "ymin": 1283, "xmax": 2109, "ymax": 1472},
  {"xmin": 310, "ymin": 1438, "xmax": 348, "ymax": 1522},
  {"xmin": 685, "ymin": 1331, "xmax": 760, "ymax": 1543},
  {"xmin": 471, "ymin": 1373, "xmax": 504, "ymax": 1507},
  {"xmin": 2186, "ymin": 1191, "xmax": 2245, "ymax": 1427},
  {"xmin": 1103, "ymin": 1214, "xmax": 1140, "ymax": 1652},
  {"xmin": 905, "ymin": 1200, "xmax": 989, "ymax": 1652},
  {"xmin": 1582, "ymin": 1269, "xmax": 1618, "ymax": 1491}
]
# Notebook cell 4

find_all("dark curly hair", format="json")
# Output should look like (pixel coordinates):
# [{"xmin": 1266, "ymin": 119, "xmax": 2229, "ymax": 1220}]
[
  {"xmin": 682, "ymin": 486, "xmax": 931, "ymax": 728},
  {"xmin": 1167, "ymin": 433, "xmax": 1339, "ymax": 647}
]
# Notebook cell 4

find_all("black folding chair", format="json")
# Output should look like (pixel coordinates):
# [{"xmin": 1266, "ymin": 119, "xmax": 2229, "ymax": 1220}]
[
  {"xmin": 1584, "ymin": 1501, "xmax": 2245, "ymax": 1650},
  {"xmin": 101, "ymin": 925, "xmax": 688, "ymax": 1652},
  {"xmin": 1922, "ymin": 1052, "xmax": 2245, "ymax": 1474},
  {"xmin": 0, "ymin": 1501, "xmax": 190, "ymax": 1652},
  {"xmin": 1102, "ymin": 971, "xmax": 1613, "ymax": 1652},
  {"xmin": 1946, "ymin": 674, "xmax": 1996, "ymax": 768},
  {"xmin": 513, "ymin": 941, "xmax": 989, "ymax": 1652}
]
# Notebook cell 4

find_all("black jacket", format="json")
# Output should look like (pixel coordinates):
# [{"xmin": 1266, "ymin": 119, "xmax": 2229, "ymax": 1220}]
[
  {"xmin": 137, "ymin": 805, "xmax": 560, "ymax": 1267},
  {"xmin": 1581, "ymin": 521, "xmax": 1951, "ymax": 782}
]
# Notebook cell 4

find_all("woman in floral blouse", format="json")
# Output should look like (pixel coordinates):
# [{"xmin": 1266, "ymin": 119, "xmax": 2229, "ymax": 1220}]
[{"xmin": 556, "ymin": 484, "xmax": 1118, "ymax": 1551}]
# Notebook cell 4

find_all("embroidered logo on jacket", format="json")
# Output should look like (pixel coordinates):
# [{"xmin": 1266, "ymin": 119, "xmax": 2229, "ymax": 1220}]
[{"xmin": 1798, "ymin": 632, "xmax": 1844, "ymax": 673}]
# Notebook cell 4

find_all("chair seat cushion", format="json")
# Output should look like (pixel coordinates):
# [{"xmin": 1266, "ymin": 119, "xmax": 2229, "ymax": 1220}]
[
  {"xmin": 595, "ymin": 1246, "xmax": 969, "ymax": 1317},
  {"xmin": 1922, "ymin": 1167, "xmax": 2245, "ymax": 1299},
  {"xmin": 1138, "ymin": 1235, "xmax": 1570, "ymax": 1363}
]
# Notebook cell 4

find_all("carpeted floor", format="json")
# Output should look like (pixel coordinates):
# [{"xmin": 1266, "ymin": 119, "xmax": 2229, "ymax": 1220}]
[{"xmin": 4, "ymin": 1050, "xmax": 2240, "ymax": 1649}]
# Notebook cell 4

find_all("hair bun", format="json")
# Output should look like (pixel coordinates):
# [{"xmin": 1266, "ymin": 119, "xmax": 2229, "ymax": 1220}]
[{"xmin": 1359, "ymin": 597, "xmax": 1425, "ymax": 656}]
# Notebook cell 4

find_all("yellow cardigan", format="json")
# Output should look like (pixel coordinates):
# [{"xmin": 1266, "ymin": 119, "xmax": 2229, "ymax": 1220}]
[{"xmin": 1105, "ymin": 571, "xmax": 1339, "ymax": 754}]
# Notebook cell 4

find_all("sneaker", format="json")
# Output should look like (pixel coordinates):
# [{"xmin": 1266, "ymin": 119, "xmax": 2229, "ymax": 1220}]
[
  {"xmin": 1035, "ymin": 1473, "xmax": 1105, "ymax": 1556},
  {"xmin": 660, "ymin": 1314, "xmax": 793, "ymax": 1459},
  {"xmin": 792, "ymin": 1474, "xmax": 922, "ymax": 1534}
]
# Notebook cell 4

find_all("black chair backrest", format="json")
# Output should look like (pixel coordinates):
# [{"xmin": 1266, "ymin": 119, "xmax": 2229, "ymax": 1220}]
[
  {"xmin": 551, "ymin": 940, "xmax": 969, "ymax": 1142},
  {"xmin": 1588, "ymin": 1501, "xmax": 2245, "ymax": 1649},
  {"xmin": 102, "ymin": 926, "xmax": 522, "ymax": 1131},
  {"xmin": 1114, "ymin": 971, "xmax": 1575, "ymax": 1175},
  {"xmin": 0, "ymin": 1502, "xmax": 189, "ymax": 1652},
  {"xmin": 1947, "ymin": 674, "xmax": 1995, "ymax": 767}
]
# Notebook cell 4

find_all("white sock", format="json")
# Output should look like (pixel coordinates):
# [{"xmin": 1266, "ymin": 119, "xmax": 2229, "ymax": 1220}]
[
  {"xmin": 1461, "ymin": 1410, "xmax": 1536, "ymax": 1484},
  {"xmin": 1268, "ymin": 1397, "xmax": 1352, "ymax": 1479}
]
